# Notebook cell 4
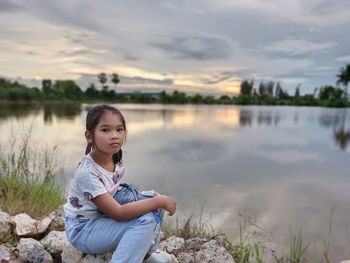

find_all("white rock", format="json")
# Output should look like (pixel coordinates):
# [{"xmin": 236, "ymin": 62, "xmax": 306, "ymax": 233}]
[
  {"xmin": 0, "ymin": 211, "xmax": 13, "ymax": 243},
  {"xmin": 37, "ymin": 212, "xmax": 55, "ymax": 233},
  {"xmin": 176, "ymin": 252, "xmax": 196, "ymax": 263},
  {"xmin": 12, "ymin": 213, "xmax": 38, "ymax": 236},
  {"xmin": 61, "ymin": 243, "xmax": 113, "ymax": 263},
  {"xmin": 48, "ymin": 206, "xmax": 65, "ymax": 232},
  {"xmin": 0, "ymin": 245, "xmax": 11, "ymax": 262},
  {"xmin": 83, "ymin": 251, "xmax": 113, "ymax": 263},
  {"xmin": 197, "ymin": 240, "xmax": 234, "ymax": 263},
  {"xmin": 12, "ymin": 213, "xmax": 53, "ymax": 236},
  {"xmin": 61, "ymin": 243, "xmax": 84, "ymax": 263},
  {"xmin": 40, "ymin": 231, "xmax": 68, "ymax": 255},
  {"xmin": 17, "ymin": 238, "xmax": 53, "ymax": 263},
  {"xmin": 185, "ymin": 237, "xmax": 207, "ymax": 252},
  {"xmin": 159, "ymin": 236, "xmax": 185, "ymax": 255},
  {"xmin": 170, "ymin": 254, "xmax": 179, "ymax": 263}
]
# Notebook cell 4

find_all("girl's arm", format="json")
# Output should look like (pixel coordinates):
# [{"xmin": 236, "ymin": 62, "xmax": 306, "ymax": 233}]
[{"xmin": 92, "ymin": 193, "xmax": 176, "ymax": 221}]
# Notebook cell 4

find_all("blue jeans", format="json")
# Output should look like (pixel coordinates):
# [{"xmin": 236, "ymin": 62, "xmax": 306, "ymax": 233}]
[{"xmin": 65, "ymin": 203, "xmax": 164, "ymax": 263}]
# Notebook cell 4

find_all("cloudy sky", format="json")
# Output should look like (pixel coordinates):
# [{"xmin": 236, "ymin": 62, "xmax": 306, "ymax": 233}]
[{"xmin": 1, "ymin": 0, "xmax": 350, "ymax": 95}]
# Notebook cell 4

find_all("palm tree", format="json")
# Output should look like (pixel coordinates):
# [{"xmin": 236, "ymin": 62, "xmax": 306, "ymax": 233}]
[
  {"xmin": 111, "ymin": 73, "xmax": 120, "ymax": 93},
  {"xmin": 337, "ymin": 64, "xmax": 350, "ymax": 100},
  {"xmin": 97, "ymin": 73, "xmax": 107, "ymax": 89}
]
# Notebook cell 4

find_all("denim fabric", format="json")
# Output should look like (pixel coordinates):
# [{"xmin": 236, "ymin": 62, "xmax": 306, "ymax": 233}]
[
  {"xmin": 65, "ymin": 189, "xmax": 164, "ymax": 263},
  {"xmin": 96, "ymin": 184, "xmax": 162, "ymax": 226}
]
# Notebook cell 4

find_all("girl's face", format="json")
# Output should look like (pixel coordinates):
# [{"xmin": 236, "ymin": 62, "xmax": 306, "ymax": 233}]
[{"xmin": 86, "ymin": 111, "xmax": 126, "ymax": 156}]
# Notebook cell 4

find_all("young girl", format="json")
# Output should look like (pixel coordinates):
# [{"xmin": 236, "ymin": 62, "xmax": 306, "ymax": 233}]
[{"xmin": 64, "ymin": 104, "xmax": 176, "ymax": 263}]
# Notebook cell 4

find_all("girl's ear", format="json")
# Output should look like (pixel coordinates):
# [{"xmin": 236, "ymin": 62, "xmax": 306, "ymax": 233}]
[{"xmin": 85, "ymin": 131, "xmax": 93, "ymax": 144}]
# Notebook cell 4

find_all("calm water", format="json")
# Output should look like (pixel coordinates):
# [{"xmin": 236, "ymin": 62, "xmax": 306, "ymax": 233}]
[{"xmin": 1, "ymin": 103, "xmax": 350, "ymax": 260}]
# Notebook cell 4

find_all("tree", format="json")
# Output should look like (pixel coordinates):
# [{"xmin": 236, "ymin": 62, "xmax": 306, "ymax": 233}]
[
  {"xmin": 171, "ymin": 90, "xmax": 188, "ymax": 103},
  {"xmin": 42, "ymin": 79, "xmax": 52, "ymax": 95},
  {"xmin": 98, "ymin": 73, "xmax": 108, "ymax": 89},
  {"xmin": 190, "ymin": 93, "xmax": 203, "ymax": 104},
  {"xmin": 265, "ymin": 81, "xmax": 274, "ymax": 96},
  {"xmin": 258, "ymin": 82, "xmax": 266, "ymax": 96},
  {"xmin": 275, "ymin": 82, "xmax": 282, "ymax": 99},
  {"xmin": 53, "ymin": 80, "xmax": 83, "ymax": 100},
  {"xmin": 319, "ymin": 85, "xmax": 343, "ymax": 100},
  {"xmin": 337, "ymin": 64, "xmax": 350, "ymax": 100},
  {"xmin": 294, "ymin": 84, "xmax": 301, "ymax": 98},
  {"xmin": 111, "ymin": 73, "xmax": 120, "ymax": 92},
  {"xmin": 85, "ymin": 83, "xmax": 100, "ymax": 99},
  {"xmin": 240, "ymin": 80, "xmax": 254, "ymax": 96}
]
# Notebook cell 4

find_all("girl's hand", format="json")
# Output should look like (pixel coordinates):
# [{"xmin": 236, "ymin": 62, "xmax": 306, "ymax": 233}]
[{"xmin": 158, "ymin": 195, "xmax": 176, "ymax": 216}]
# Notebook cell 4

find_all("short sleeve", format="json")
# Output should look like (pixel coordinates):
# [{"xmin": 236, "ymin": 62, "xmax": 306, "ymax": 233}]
[{"xmin": 75, "ymin": 169, "xmax": 108, "ymax": 199}]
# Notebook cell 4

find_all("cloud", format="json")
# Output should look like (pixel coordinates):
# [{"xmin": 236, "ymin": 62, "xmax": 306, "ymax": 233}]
[
  {"xmin": 307, "ymin": 0, "xmax": 350, "ymax": 17},
  {"xmin": 196, "ymin": 71, "xmax": 238, "ymax": 85},
  {"xmin": 123, "ymin": 52, "xmax": 139, "ymax": 61},
  {"xmin": 0, "ymin": 0, "xmax": 349, "ymax": 94},
  {"xmin": 153, "ymin": 139, "xmax": 227, "ymax": 163},
  {"xmin": 278, "ymin": 77, "xmax": 308, "ymax": 85},
  {"xmin": 121, "ymin": 76, "xmax": 173, "ymax": 85},
  {"xmin": 57, "ymin": 48, "xmax": 106, "ymax": 57},
  {"xmin": 63, "ymin": 32, "xmax": 92, "ymax": 46},
  {"xmin": 336, "ymin": 55, "xmax": 350, "ymax": 63},
  {"xmin": 254, "ymin": 58, "xmax": 315, "ymax": 77},
  {"xmin": 262, "ymin": 39, "xmax": 336, "ymax": 55},
  {"xmin": 149, "ymin": 33, "xmax": 231, "ymax": 61},
  {"xmin": 0, "ymin": 0, "xmax": 24, "ymax": 13},
  {"xmin": 211, "ymin": 0, "xmax": 350, "ymax": 26}
]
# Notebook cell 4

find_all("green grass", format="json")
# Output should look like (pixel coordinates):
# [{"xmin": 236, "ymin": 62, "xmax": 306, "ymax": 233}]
[
  {"xmin": 0, "ymin": 129, "xmax": 64, "ymax": 218},
  {"xmin": 288, "ymin": 231, "xmax": 309, "ymax": 263},
  {"xmin": 162, "ymin": 206, "xmax": 222, "ymax": 240},
  {"xmin": 162, "ymin": 209, "xmax": 336, "ymax": 263}
]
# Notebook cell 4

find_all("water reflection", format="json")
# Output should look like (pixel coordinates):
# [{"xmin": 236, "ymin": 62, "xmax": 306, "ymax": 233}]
[
  {"xmin": 43, "ymin": 103, "xmax": 81, "ymax": 123},
  {"xmin": 1, "ymin": 103, "xmax": 349, "ymax": 150},
  {"xmin": 0, "ymin": 102, "xmax": 82, "ymax": 123},
  {"xmin": 317, "ymin": 109, "xmax": 350, "ymax": 151},
  {"xmin": 1, "ymin": 104, "xmax": 350, "ymax": 261},
  {"xmin": 0, "ymin": 102, "xmax": 41, "ymax": 119},
  {"xmin": 239, "ymin": 109, "xmax": 281, "ymax": 127},
  {"xmin": 334, "ymin": 130, "xmax": 350, "ymax": 150}
]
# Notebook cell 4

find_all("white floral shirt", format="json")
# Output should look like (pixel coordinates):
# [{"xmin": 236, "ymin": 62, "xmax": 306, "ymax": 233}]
[{"xmin": 64, "ymin": 154, "xmax": 125, "ymax": 219}]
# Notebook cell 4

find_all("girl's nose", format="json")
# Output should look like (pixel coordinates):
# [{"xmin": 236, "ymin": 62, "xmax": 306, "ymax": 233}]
[{"xmin": 111, "ymin": 130, "xmax": 119, "ymax": 139}]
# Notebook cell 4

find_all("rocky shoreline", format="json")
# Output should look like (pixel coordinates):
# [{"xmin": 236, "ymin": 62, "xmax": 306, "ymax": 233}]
[{"xmin": 0, "ymin": 207, "xmax": 234, "ymax": 263}]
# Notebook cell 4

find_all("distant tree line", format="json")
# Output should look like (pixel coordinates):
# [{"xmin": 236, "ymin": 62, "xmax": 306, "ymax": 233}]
[{"xmin": 0, "ymin": 65, "xmax": 349, "ymax": 107}]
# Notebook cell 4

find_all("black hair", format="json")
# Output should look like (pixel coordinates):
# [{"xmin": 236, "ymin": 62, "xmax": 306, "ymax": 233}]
[{"xmin": 85, "ymin": 104, "xmax": 127, "ymax": 164}]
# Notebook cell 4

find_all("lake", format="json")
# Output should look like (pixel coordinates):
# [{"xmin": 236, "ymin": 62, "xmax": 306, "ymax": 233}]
[{"xmin": 1, "ymin": 103, "xmax": 349, "ymax": 261}]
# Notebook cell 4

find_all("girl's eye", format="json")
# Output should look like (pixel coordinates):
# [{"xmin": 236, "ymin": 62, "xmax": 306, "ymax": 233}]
[
  {"xmin": 117, "ymin": 128, "xmax": 125, "ymax": 133},
  {"xmin": 102, "ymin": 129, "xmax": 109, "ymax": 132}
]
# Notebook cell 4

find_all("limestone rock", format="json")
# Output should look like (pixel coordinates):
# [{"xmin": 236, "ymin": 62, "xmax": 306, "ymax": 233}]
[
  {"xmin": 83, "ymin": 251, "xmax": 112, "ymax": 263},
  {"xmin": 197, "ymin": 240, "xmax": 234, "ymax": 263},
  {"xmin": 0, "ymin": 211, "xmax": 13, "ymax": 243},
  {"xmin": 17, "ymin": 238, "xmax": 53, "ymax": 263},
  {"xmin": 170, "ymin": 254, "xmax": 179, "ymax": 263},
  {"xmin": 48, "ymin": 206, "xmax": 65, "ymax": 232},
  {"xmin": 40, "ymin": 231, "xmax": 68, "ymax": 255},
  {"xmin": 12, "ymin": 213, "xmax": 37, "ymax": 236},
  {"xmin": 159, "ymin": 236, "xmax": 185, "ymax": 255},
  {"xmin": 0, "ymin": 245, "xmax": 11, "ymax": 262},
  {"xmin": 37, "ymin": 212, "xmax": 55, "ymax": 234},
  {"xmin": 61, "ymin": 243, "xmax": 113, "ymax": 263},
  {"xmin": 12, "ymin": 213, "xmax": 53, "ymax": 236},
  {"xmin": 176, "ymin": 252, "xmax": 197, "ymax": 263},
  {"xmin": 185, "ymin": 237, "xmax": 207, "ymax": 252},
  {"xmin": 61, "ymin": 243, "xmax": 84, "ymax": 263}
]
